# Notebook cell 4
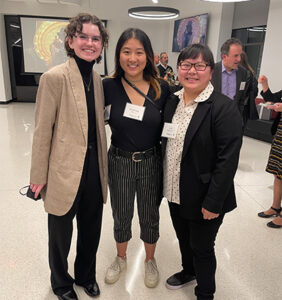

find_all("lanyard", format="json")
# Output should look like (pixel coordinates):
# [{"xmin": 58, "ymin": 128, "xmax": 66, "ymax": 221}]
[{"xmin": 123, "ymin": 77, "xmax": 161, "ymax": 112}]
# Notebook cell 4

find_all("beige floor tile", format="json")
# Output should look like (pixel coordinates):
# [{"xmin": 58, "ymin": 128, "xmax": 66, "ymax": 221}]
[{"xmin": 0, "ymin": 103, "xmax": 281, "ymax": 300}]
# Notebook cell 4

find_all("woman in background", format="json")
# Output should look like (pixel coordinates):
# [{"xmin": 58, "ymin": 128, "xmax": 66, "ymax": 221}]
[
  {"xmin": 240, "ymin": 51, "xmax": 259, "ymax": 126},
  {"xmin": 103, "ymin": 28, "xmax": 169, "ymax": 288},
  {"xmin": 257, "ymin": 75, "xmax": 282, "ymax": 228}
]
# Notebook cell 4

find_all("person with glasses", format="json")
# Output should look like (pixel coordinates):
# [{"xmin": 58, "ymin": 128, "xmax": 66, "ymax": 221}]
[
  {"xmin": 103, "ymin": 28, "xmax": 170, "ymax": 288},
  {"xmin": 211, "ymin": 38, "xmax": 249, "ymax": 117},
  {"xmin": 162, "ymin": 44, "xmax": 242, "ymax": 300},
  {"xmin": 29, "ymin": 13, "xmax": 108, "ymax": 300}
]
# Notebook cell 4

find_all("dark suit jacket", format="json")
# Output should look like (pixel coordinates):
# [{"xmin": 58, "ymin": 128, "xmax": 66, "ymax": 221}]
[
  {"xmin": 211, "ymin": 62, "xmax": 249, "ymax": 115},
  {"xmin": 158, "ymin": 64, "xmax": 174, "ymax": 79},
  {"xmin": 261, "ymin": 88, "xmax": 282, "ymax": 135},
  {"xmin": 162, "ymin": 90, "xmax": 242, "ymax": 219}
]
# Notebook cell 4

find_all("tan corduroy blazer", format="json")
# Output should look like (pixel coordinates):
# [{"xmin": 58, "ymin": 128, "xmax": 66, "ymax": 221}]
[{"xmin": 30, "ymin": 58, "xmax": 108, "ymax": 216}]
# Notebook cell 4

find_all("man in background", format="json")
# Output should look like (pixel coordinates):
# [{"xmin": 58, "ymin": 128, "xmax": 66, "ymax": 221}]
[
  {"xmin": 154, "ymin": 53, "xmax": 160, "ymax": 66},
  {"xmin": 211, "ymin": 38, "xmax": 249, "ymax": 116}
]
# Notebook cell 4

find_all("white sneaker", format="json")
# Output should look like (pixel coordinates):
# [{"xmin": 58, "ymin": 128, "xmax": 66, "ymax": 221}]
[
  {"xmin": 144, "ymin": 258, "xmax": 159, "ymax": 288},
  {"xmin": 105, "ymin": 256, "xmax": 127, "ymax": 284}
]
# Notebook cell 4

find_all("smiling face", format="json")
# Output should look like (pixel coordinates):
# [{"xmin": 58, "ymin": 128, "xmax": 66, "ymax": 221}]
[
  {"xmin": 178, "ymin": 54, "xmax": 212, "ymax": 98},
  {"xmin": 222, "ymin": 44, "xmax": 242, "ymax": 71},
  {"xmin": 119, "ymin": 38, "xmax": 147, "ymax": 81},
  {"xmin": 68, "ymin": 23, "xmax": 102, "ymax": 62},
  {"xmin": 160, "ymin": 53, "xmax": 168, "ymax": 66}
]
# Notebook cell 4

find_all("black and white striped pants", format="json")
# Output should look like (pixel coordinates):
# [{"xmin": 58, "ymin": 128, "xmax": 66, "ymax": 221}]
[{"xmin": 108, "ymin": 146, "xmax": 162, "ymax": 244}]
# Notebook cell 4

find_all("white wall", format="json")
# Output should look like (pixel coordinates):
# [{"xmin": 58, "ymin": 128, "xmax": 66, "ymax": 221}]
[
  {"xmin": 233, "ymin": 0, "xmax": 270, "ymax": 29},
  {"xmin": 259, "ymin": 0, "xmax": 282, "ymax": 91}
]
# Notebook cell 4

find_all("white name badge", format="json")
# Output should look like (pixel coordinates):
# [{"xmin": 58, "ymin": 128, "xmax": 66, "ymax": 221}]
[
  {"xmin": 239, "ymin": 81, "xmax": 246, "ymax": 90},
  {"xmin": 104, "ymin": 105, "xmax": 111, "ymax": 121},
  {"xmin": 123, "ymin": 103, "xmax": 145, "ymax": 121},
  {"xmin": 161, "ymin": 122, "xmax": 179, "ymax": 139}
]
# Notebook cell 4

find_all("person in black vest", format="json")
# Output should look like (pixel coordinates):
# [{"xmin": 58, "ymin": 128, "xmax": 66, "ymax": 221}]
[{"xmin": 257, "ymin": 75, "xmax": 282, "ymax": 228}]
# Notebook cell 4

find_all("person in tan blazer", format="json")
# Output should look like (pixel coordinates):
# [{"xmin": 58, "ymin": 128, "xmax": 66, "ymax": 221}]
[{"xmin": 29, "ymin": 13, "xmax": 108, "ymax": 300}]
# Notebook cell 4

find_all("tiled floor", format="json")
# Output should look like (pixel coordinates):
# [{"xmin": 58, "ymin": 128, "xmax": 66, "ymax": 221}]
[{"xmin": 0, "ymin": 102, "xmax": 281, "ymax": 300}]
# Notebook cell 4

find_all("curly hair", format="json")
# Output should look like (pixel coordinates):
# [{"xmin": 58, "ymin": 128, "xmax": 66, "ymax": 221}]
[{"xmin": 64, "ymin": 13, "xmax": 108, "ymax": 63}]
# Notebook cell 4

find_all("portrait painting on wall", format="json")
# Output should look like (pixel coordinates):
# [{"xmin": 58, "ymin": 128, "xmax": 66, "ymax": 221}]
[{"xmin": 172, "ymin": 13, "xmax": 208, "ymax": 52}]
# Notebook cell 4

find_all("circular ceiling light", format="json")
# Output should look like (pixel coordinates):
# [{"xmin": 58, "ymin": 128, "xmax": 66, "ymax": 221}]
[{"xmin": 128, "ymin": 6, "xmax": 179, "ymax": 20}]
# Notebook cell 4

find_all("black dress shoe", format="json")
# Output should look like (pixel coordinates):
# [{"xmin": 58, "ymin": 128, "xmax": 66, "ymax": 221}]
[
  {"xmin": 57, "ymin": 289, "xmax": 78, "ymax": 300},
  {"xmin": 258, "ymin": 206, "xmax": 281, "ymax": 218},
  {"xmin": 166, "ymin": 270, "xmax": 196, "ymax": 290},
  {"xmin": 267, "ymin": 213, "xmax": 282, "ymax": 228},
  {"xmin": 82, "ymin": 282, "xmax": 100, "ymax": 297}
]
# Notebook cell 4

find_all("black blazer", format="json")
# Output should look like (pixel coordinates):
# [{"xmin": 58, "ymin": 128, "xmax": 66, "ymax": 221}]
[
  {"xmin": 261, "ymin": 88, "xmax": 282, "ymax": 135},
  {"xmin": 211, "ymin": 62, "xmax": 249, "ymax": 115},
  {"xmin": 162, "ymin": 90, "xmax": 243, "ymax": 219}
]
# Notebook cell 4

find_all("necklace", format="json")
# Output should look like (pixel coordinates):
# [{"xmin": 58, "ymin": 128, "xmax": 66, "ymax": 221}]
[{"xmin": 82, "ymin": 75, "xmax": 92, "ymax": 92}]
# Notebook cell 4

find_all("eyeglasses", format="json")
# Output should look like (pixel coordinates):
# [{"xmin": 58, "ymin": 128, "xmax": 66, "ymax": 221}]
[
  {"xmin": 179, "ymin": 62, "xmax": 210, "ymax": 71},
  {"xmin": 74, "ymin": 33, "xmax": 102, "ymax": 43}
]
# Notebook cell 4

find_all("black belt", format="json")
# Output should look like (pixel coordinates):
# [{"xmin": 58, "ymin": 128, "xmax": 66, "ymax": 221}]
[{"xmin": 110, "ymin": 145, "xmax": 159, "ymax": 162}]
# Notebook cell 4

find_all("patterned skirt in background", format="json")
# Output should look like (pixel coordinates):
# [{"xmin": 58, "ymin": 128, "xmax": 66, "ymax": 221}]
[{"xmin": 266, "ymin": 116, "xmax": 282, "ymax": 179}]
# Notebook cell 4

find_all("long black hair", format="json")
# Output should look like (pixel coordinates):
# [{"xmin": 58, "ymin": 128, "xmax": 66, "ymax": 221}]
[{"xmin": 113, "ymin": 28, "xmax": 161, "ymax": 100}]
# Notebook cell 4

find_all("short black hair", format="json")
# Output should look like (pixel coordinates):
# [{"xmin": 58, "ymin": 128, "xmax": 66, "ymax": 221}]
[
  {"xmin": 220, "ymin": 38, "xmax": 242, "ymax": 57},
  {"xmin": 177, "ymin": 43, "xmax": 215, "ymax": 70}
]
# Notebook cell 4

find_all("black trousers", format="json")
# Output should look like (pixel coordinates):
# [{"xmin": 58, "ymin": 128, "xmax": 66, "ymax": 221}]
[
  {"xmin": 48, "ymin": 145, "xmax": 103, "ymax": 295},
  {"xmin": 169, "ymin": 202, "xmax": 224, "ymax": 300},
  {"xmin": 108, "ymin": 146, "xmax": 162, "ymax": 244}
]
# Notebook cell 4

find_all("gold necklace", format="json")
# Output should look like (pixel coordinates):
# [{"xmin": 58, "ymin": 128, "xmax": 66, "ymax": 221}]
[{"xmin": 82, "ymin": 75, "xmax": 92, "ymax": 92}]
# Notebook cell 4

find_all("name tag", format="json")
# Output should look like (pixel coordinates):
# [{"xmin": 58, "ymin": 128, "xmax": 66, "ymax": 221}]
[
  {"xmin": 161, "ymin": 122, "xmax": 179, "ymax": 139},
  {"xmin": 239, "ymin": 81, "xmax": 246, "ymax": 90},
  {"xmin": 123, "ymin": 103, "xmax": 145, "ymax": 121},
  {"xmin": 104, "ymin": 105, "xmax": 111, "ymax": 121}
]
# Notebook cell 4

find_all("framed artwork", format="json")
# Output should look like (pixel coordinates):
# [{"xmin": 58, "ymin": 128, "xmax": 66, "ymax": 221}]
[{"xmin": 172, "ymin": 13, "xmax": 208, "ymax": 52}]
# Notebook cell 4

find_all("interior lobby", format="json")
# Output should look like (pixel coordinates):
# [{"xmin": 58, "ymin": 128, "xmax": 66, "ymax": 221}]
[{"xmin": 0, "ymin": 1, "xmax": 281, "ymax": 300}]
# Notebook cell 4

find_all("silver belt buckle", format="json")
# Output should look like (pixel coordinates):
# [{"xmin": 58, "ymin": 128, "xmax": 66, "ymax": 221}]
[{"xmin": 132, "ymin": 152, "xmax": 142, "ymax": 162}]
